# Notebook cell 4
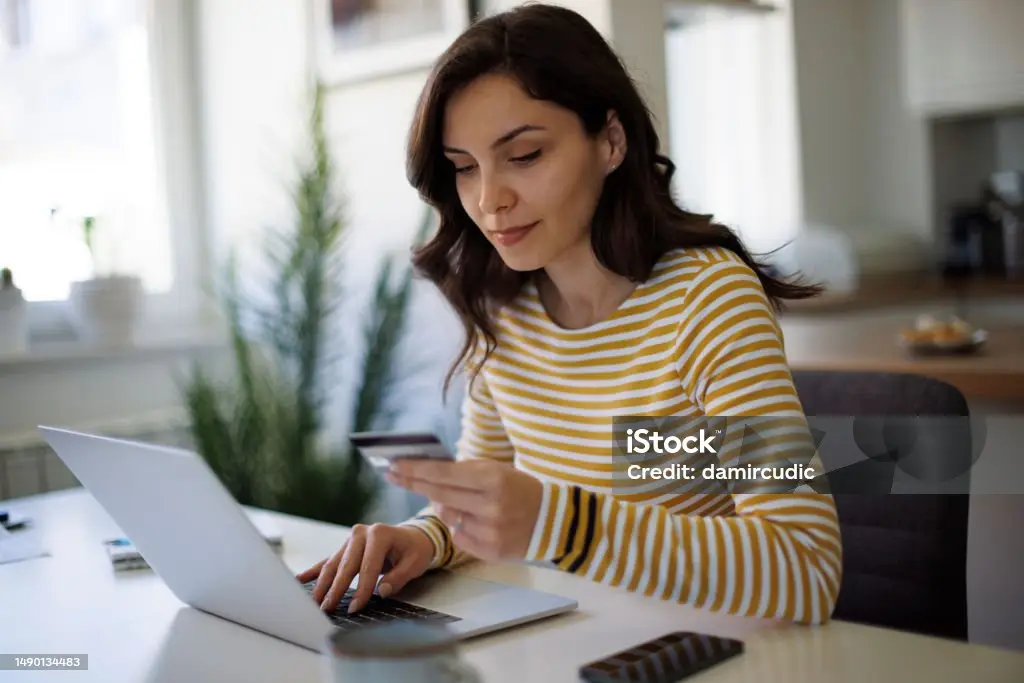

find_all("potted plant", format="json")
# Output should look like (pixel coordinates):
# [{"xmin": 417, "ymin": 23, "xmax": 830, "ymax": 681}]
[
  {"xmin": 179, "ymin": 81, "xmax": 435, "ymax": 526},
  {"xmin": 67, "ymin": 215, "xmax": 144, "ymax": 346},
  {"xmin": 0, "ymin": 266, "xmax": 28, "ymax": 355}
]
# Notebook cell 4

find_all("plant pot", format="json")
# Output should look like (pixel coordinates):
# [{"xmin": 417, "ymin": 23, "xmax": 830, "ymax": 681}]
[
  {"xmin": 69, "ymin": 275, "xmax": 144, "ymax": 347},
  {"xmin": 0, "ymin": 287, "xmax": 28, "ymax": 356}
]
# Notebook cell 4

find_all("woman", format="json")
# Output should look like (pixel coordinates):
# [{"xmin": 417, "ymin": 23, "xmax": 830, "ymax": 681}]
[{"xmin": 299, "ymin": 2, "xmax": 842, "ymax": 625}]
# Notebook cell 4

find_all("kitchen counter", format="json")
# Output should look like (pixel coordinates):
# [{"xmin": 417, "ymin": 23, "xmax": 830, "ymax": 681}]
[
  {"xmin": 779, "ymin": 300, "xmax": 1024, "ymax": 403},
  {"xmin": 781, "ymin": 272, "xmax": 1024, "ymax": 314}
]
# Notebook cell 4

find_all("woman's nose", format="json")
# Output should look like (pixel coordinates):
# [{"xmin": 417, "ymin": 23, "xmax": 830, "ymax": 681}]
[{"xmin": 478, "ymin": 172, "xmax": 514, "ymax": 215}]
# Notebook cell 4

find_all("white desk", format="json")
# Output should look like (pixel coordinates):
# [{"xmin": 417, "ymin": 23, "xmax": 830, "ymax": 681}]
[{"xmin": 2, "ymin": 489, "xmax": 1022, "ymax": 682}]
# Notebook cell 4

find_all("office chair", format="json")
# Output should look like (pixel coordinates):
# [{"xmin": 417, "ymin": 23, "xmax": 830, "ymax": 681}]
[{"xmin": 791, "ymin": 370, "xmax": 971, "ymax": 641}]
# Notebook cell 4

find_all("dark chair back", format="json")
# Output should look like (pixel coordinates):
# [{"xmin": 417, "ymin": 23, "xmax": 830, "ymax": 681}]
[{"xmin": 792, "ymin": 370, "xmax": 970, "ymax": 641}]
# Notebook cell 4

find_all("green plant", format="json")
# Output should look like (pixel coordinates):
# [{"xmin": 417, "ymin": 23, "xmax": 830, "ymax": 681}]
[
  {"xmin": 82, "ymin": 216, "xmax": 96, "ymax": 260},
  {"xmin": 75, "ymin": 214, "xmax": 128, "ymax": 278},
  {"xmin": 180, "ymin": 81, "xmax": 435, "ymax": 525}
]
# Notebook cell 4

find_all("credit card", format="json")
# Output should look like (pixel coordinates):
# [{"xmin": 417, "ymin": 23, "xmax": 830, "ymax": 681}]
[{"xmin": 348, "ymin": 431, "xmax": 454, "ymax": 470}]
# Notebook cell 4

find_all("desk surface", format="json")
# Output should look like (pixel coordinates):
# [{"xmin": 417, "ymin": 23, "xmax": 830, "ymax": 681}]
[{"xmin": 2, "ymin": 489, "xmax": 1023, "ymax": 682}]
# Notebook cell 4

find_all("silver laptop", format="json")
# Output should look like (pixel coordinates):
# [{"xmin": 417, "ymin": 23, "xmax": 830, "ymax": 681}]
[{"xmin": 38, "ymin": 426, "xmax": 577, "ymax": 653}]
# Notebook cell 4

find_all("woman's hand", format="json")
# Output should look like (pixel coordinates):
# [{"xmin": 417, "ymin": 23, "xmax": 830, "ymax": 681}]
[
  {"xmin": 385, "ymin": 459, "xmax": 544, "ymax": 562},
  {"xmin": 296, "ymin": 524, "xmax": 435, "ymax": 614}
]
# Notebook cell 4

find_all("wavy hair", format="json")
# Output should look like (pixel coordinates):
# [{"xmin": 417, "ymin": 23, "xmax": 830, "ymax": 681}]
[{"xmin": 405, "ymin": 3, "xmax": 820, "ymax": 396}]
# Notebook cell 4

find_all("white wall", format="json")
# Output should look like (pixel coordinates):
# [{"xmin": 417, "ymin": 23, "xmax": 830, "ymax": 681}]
[
  {"xmin": 663, "ymin": 0, "xmax": 936, "ymax": 271},
  {"xmin": 793, "ymin": 0, "xmax": 930, "ymax": 238},
  {"xmin": 487, "ymin": 0, "xmax": 670, "ymax": 147},
  {"xmin": 968, "ymin": 492, "xmax": 1024, "ymax": 652},
  {"xmin": 962, "ymin": 398, "xmax": 1024, "ymax": 653},
  {"xmin": 0, "ymin": 344, "xmax": 230, "ymax": 443},
  {"xmin": 790, "ymin": 0, "xmax": 868, "ymax": 230},
  {"xmin": 789, "ymin": 0, "xmax": 934, "ymax": 272},
  {"xmin": 665, "ymin": 0, "xmax": 803, "ymax": 255},
  {"xmin": 193, "ymin": 0, "xmax": 311, "ymax": 266},
  {"xmin": 861, "ymin": 0, "xmax": 932, "ymax": 240},
  {"xmin": 607, "ymin": 0, "xmax": 671, "ymax": 151}
]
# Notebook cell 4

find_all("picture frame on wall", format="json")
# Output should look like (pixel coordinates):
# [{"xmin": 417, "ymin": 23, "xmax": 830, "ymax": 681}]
[{"xmin": 313, "ymin": 0, "xmax": 473, "ymax": 86}]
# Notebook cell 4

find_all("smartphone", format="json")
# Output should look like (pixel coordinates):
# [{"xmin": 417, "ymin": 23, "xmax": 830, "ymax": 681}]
[
  {"xmin": 348, "ymin": 431, "xmax": 454, "ymax": 471},
  {"xmin": 578, "ymin": 631, "xmax": 744, "ymax": 683}
]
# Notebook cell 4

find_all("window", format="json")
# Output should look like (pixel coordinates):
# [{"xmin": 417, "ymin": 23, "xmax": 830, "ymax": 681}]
[
  {"xmin": 665, "ymin": 2, "xmax": 803, "ymax": 256},
  {"xmin": 0, "ymin": 0, "xmax": 175, "ymax": 304}
]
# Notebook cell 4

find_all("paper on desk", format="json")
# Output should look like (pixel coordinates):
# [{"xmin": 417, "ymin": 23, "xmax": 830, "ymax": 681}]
[{"xmin": 0, "ymin": 526, "xmax": 50, "ymax": 565}]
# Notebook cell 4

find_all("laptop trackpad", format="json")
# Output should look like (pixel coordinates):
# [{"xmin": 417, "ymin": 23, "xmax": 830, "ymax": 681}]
[{"xmin": 397, "ymin": 572, "xmax": 521, "ymax": 617}]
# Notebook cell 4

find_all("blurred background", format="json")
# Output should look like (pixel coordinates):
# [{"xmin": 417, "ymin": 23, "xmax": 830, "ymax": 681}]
[{"xmin": 0, "ymin": 0, "xmax": 1022, "ymax": 650}]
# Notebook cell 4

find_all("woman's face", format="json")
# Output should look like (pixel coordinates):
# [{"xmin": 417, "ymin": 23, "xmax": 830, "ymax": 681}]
[{"xmin": 442, "ymin": 73, "xmax": 623, "ymax": 272}]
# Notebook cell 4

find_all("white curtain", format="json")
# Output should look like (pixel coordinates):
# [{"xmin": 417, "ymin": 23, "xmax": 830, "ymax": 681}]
[{"xmin": 665, "ymin": 2, "xmax": 803, "ymax": 259}]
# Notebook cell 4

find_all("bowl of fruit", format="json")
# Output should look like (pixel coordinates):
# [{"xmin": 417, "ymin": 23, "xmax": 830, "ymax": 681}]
[{"xmin": 898, "ymin": 315, "xmax": 988, "ymax": 356}]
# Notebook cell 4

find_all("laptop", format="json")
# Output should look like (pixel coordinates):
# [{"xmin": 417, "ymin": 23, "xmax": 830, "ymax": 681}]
[{"xmin": 38, "ymin": 426, "xmax": 578, "ymax": 653}]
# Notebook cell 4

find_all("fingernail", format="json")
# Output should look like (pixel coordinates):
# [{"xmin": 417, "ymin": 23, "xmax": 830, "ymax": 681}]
[
  {"xmin": 377, "ymin": 582, "xmax": 393, "ymax": 598},
  {"xmin": 348, "ymin": 598, "xmax": 361, "ymax": 614}
]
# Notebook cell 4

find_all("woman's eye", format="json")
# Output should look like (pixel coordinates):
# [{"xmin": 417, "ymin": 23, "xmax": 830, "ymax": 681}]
[
  {"xmin": 510, "ymin": 149, "xmax": 542, "ymax": 165},
  {"xmin": 454, "ymin": 163, "xmax": 477, "ymax": 175}
]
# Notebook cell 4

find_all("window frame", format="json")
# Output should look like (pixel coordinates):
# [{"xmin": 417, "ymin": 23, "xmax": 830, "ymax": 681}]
[{"xmin": 21, "ymin": 0, "xmax": 211, "ymax": 344}]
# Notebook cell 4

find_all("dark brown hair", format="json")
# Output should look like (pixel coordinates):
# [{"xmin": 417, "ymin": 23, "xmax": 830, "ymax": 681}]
[{"xmin": 405, "ymin": 2, "xmax": 820, "ymax": 396}]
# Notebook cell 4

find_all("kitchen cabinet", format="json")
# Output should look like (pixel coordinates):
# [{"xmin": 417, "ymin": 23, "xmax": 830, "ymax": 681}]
[{"xmin": 901, "ymin": 0, "xmax": 1024, "ymax": 116}]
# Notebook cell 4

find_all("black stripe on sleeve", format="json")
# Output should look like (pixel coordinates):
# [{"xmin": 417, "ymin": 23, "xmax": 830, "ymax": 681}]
[
  {"xmin": 567, "ymin": 489, "xmax": 597, "ymax": 574},
  {"xmin": 553, "ymin": 485, "xmax": 581, "ymax": 565}
]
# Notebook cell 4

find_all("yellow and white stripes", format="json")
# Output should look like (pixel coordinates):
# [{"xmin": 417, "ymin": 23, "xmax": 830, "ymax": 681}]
[{"xmin": 402, "ymin": 246, "xmax": 842, "ymax": 625}]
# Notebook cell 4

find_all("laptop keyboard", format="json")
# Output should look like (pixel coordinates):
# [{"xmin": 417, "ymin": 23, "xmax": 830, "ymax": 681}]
[{"xmin": 302, "ymin": 581, "xmax": 460, "ymax": 631}]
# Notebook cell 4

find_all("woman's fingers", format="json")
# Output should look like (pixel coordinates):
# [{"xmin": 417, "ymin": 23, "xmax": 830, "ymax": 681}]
[
  {"xmin": 311, "ymin": 542, "xmax": 349, "ymax": 604},
  {"xmin": 348, "ymin": 527, "xmax": 392, "ymax": 614},
  {"xmin": 377, "ymin": 552, "xmax": 424, "ymax": 601},
  {"xmin": 437, "ymin": 507, "xmax": 507, "ymax": 560},
  {"xmin": 386, "ymin": 473, "xmax": 489, "ymax": 514},
  {"xmin": 295, "ymin": 558, "xmax": 326, "ymax": 584},
  {"xmin": 321, "ymin": 534, "xmax": 365, "ymax": 612},
  {"xmin": 437, "ymin": 507, "xmax": 491, "ymax": 541}
]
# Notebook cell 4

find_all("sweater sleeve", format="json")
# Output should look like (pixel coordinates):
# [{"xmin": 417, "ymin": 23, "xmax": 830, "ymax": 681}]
[
  {"xmin": 521, "ymin": 257, "xmax": 843, "ymax": 625},
  {"xmin": 399, "ymin": 369, "xmax": 515, "ymax": 570}
]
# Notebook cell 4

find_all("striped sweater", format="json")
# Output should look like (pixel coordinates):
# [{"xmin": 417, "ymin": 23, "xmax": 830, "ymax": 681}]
[{"xmin": 403, "ymin": 246, "xmax": 842, "ymax": 625}]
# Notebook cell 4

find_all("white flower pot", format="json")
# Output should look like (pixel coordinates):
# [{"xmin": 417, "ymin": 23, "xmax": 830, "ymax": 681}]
[
  {"xmin": 69, "ymin": 275, "xmax": 144, "ymax": 347},
  {"xmin": 0, "ymin": 287, "xmax": 29, "ymax": 356}
]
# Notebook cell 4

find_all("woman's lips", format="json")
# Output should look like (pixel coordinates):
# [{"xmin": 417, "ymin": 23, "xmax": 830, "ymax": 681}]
[{"xmin": 491, "ymin": 221, "xmax": 538, "ymax": 247}]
